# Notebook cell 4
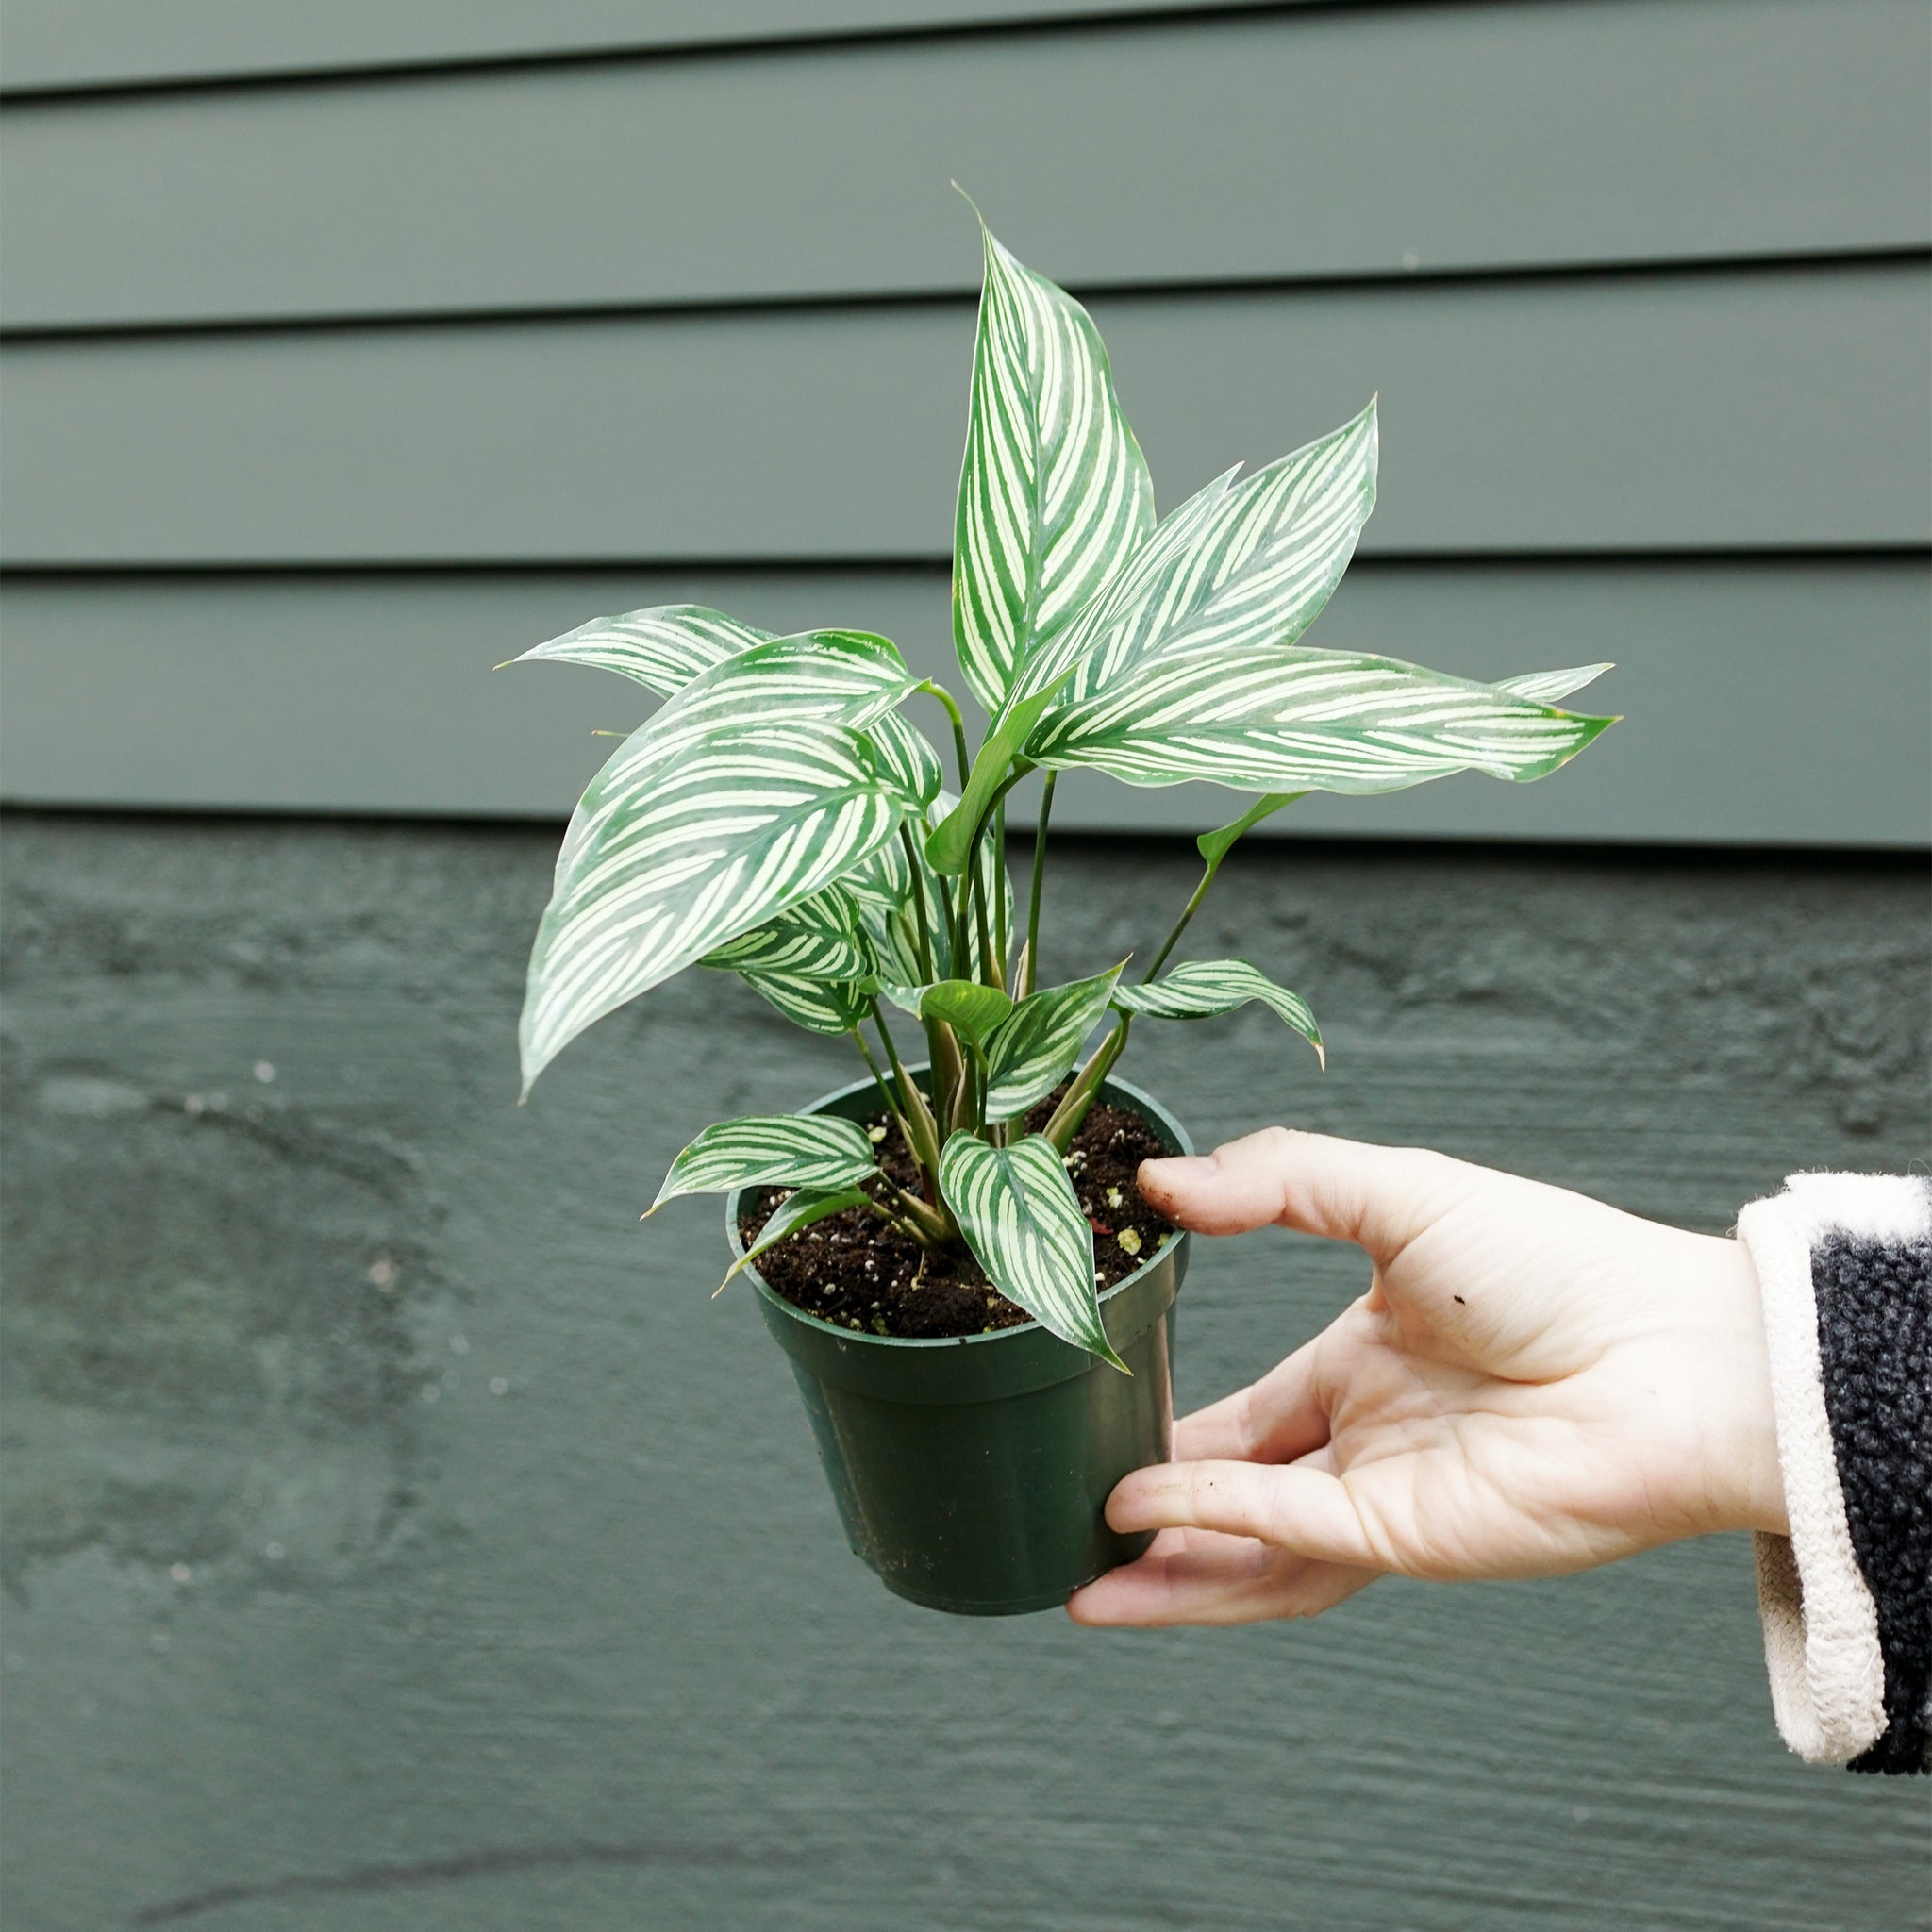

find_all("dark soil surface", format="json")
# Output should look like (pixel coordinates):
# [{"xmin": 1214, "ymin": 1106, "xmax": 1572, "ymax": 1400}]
[{"xmin": 740, "ymin": 1090, "xmax": 1179, "ymax": 1339}]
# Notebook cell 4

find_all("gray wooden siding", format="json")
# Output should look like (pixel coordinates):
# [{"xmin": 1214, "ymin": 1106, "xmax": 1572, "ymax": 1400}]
[
  {"xmin": 9, "ymin": 2, "xmax": 1926, "ymax": 328},
  {"xmin": 6, "ymin": 561, "xmax": 1926, "ymax": 844},
  {"xmin": 1, "ymin": 0, "xmax": 1925, "ymax": 845}
]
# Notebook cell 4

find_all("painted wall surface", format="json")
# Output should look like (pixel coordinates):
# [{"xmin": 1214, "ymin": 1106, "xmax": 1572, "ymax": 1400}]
[{"xmin": 4, "ymin": 816, "xmax": 1927, "ymax": 1930}]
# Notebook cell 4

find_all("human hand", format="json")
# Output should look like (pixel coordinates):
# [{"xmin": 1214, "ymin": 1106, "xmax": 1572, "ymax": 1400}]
[{"xmin": 1068, "ymin": 1129, "xmax": 1787, "ymax": 1627}]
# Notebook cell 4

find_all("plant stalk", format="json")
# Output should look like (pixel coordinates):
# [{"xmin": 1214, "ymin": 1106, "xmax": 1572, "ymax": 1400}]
[
  {"xmin": 919, "ymin": 681, "xmax": 973, "ymax": 790},
  {"xmin": 869, "ymin": 1005, "xmax": 943, "ymax": 1186},
  {"xmin": 898, "ymin": 821, "xmax": 937, "ymax": 985},
  {"xmin": 1021, "ymin": 771, "xmax": 1056, "ymax": 1000}
]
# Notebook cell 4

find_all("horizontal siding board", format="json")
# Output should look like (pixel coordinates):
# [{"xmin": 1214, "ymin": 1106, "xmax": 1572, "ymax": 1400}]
[
  {"xmin": 4, "ymin": 561, "xmax": 1924, "ymax": 846},
  {"xmin": 4, "ymin": 265, "xmax": 1924, "ymax": 567},
  {"xmin": 7, "ymin": 1, "xmax": 1926, "ymax": 330},
  {"xmin": 0, "ymin": 0, "xmax": 1309, "ymax": 94}
]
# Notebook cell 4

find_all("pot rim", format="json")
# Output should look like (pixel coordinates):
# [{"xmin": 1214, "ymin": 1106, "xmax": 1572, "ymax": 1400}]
[{"xmin": 725, "ymin": 1067, "xmax": 1192, "ymax": 1355}]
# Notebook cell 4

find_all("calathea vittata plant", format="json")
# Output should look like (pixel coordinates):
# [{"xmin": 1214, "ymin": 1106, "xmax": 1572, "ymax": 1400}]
[{"xmin": 509, "ymin": 221, "xmax": 1614, "ymax": 1369}]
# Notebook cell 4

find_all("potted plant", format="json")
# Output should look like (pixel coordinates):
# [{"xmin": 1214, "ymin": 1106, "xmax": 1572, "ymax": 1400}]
[{"xmin": 506, "ymin": 217, "xmax": 1613, "ymax": 1615}]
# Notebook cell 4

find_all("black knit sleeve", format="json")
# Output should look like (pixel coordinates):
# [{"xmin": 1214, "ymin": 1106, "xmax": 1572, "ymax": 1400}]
[
  {"xmin": 1812, "ymin": 1224, "xmax": 1932, "ymax": 1774},
  {"xmin": 1739, "ymin": 1174, "xmax": 1930, "ymax": 1772}
]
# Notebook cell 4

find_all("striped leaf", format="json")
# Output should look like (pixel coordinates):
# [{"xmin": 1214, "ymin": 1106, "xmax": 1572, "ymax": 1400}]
[
  {"xmin": 939, "ymin": 1133, "xmax": 1122, "ymax": 1367},
  {"xmin": 720, "ymin": 1185, "xmax": 874, "ymax": 1292},
  {"xmin": 982, "ymin": 964, "xmax": 1124, "ymax": 1120},
  {"xmin": 1112, "ymin": 960, "xmax": 1323, "ymax": 1063},
  {"xmin": 511, "ymin": 603, "xmax": 769, "ymax": 694},
  {"xmin": 701, "ymin": 888, "xmax": 872, "ymax": 982},
  {"xmin": 862, "ymin": 708, "xmax": 945, "ymax": 810},
  {"xmin": 1027, "ymin": 644, "xmax": 1614, "ymax": 793},
  {"xmin": 1001, "ymin": 464, "xmax": 1241, "ymax": 719},
  {"xmin": 953, "ymin": 224, "xmax": 1154, "ymax": 716},
  {"xmin": 739, "ymin": 970, "xmax": 874, "ymax": 1037},
  {"xmin": 1495, "ymin": 663, "xmax": 1615, "ymax": 705},
  {"xmin": 1059, "ymin": 400, "xmax": 1379, "ymax": 709},
  {"xmin": 648, "ymin": 1114, "xmax": 879, "ymax": 1214},
  {"xmin": 520, "ymin": 719, "xmax": 913, "ymax": 1092},
  {"xmin": 619, "ymin": 631, "xmax": 919, "ymax": 771}
]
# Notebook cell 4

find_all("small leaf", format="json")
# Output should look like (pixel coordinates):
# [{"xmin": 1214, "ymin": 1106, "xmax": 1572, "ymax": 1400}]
[
  {"xmin": 1494, "ymin": 663, "xmax": 1615, "ymax": 705},
  {"xmin": 648, "ymin": 1115, "xmax": 878, "ymax": 1214},
  {"xmin": 939, "ymin": 1134, "xmax": 1122, "ymax": 1367},
  {"xmin": 919, "ymin": 979, "xmax": 1014, "ymax": 1046},
  {"xmin": 1112, "ymin": 959, "xmax": 1324, "ymax": 1065},
  {"xmin": 702, "ymin": 895, "xmax": 872, "ymax": 982},
  {"xmin": 719, "ymin": 1186, "xmax": 872, "ymax": 1293},
  {"xmin": 1196, "ymin": 792, "xmax": 1305, "ymax": 868},
  {"xmin": 982, "ymin": 963, "xmax": 1125, "ymax": 1119},
  {"xmin": 510, "ymin": 604, "xmax": 770, "ymax": 694},
  {"xmin": 738, "ymin": 970, "xmax": 873, "ymax": 1037},
  {"xmin": 924, "ymin": 695, "xmax": 1047, "ymax": 875}
]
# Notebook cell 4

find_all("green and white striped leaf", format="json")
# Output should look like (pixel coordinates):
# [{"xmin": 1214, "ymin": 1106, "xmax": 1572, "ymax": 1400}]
[
  {"xmin": 939, "ymin": 1133, "xmax": 1122, "ymax": 1367},
  {"xmin": 862, "ymin": 708, "xmax": 945, "ymax": 810},
  {"xmin": 511, "ymin": 603, "xmax": 770, "ymax": 694},
  {"xmin": 619, "ymin": 631, "xmax": 919, "ymax": 770},
  {"xmin": 721, "ymin": 1185, "xmax": 873, "ymax": 1291},
  {"xmin": 1000, "ymin": 464, "xmax": 1241, "ymax": 721},
  {"xmin": 648, "ymin": 1114, "xmax": 879, "ymax": 1214},
  {"xmin": 1112, "ymin": 959, "xmax": 1323, "ymax": 1063},
  {"xmin": 1027, "ymin": 644, "xmax": 1614, "ymax": 793},
  {"xmin": 982, "ymin": 963, "xmax": 1125, "ymax": 1119},
  {"xmin": 953, "ymin": 224, "xmax": 1154, "ymax": 716},
  {"xmin": 701, "ymin": 888, "xmax": 872, "ymax": 982},
  {"xmin": 1494, "ymin": 663, "xmax": 1615, "ymax": 706},
  {"xmin": 1056, "ymin": 400, "xmax": 1379, "ymax": 708},
  {"xmin": 738, "ymin": 969, "xmax": 874, "ymax": 1037},
  {"xmin": 520, "ymin": 719, "xmax": 913, "ymax": 1091}
]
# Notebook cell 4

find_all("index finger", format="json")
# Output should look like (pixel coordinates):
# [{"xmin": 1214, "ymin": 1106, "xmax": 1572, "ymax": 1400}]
[{"xmin": 1138, "ymin": 1127, "xmax": 1489, "ymax": 1264}]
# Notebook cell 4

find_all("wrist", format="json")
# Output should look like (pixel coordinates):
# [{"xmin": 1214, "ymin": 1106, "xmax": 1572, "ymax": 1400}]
[{"xmin": 1700, "ymin": 1235, "xmax": 1789, "ymax": 1538}]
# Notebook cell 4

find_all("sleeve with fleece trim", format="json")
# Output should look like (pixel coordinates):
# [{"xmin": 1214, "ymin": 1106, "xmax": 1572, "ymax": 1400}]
[{"xmin": 1738, "ymin": 1173, "xmax": 1929, "ymax": 1774}]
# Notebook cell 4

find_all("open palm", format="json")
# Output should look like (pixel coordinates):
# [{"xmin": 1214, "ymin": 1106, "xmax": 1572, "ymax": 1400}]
[{"xmin": 1069, "ymin": 1129, "xmax": 1786, "ymax": 1627}]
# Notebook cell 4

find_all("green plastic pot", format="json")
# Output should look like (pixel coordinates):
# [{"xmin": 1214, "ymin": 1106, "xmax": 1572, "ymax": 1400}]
[{"xmin": 726, "ymin": 1069, "xmax": 1191, "ymax": 1616}]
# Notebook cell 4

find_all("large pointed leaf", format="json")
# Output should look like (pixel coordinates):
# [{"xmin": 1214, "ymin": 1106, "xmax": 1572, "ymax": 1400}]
[
  {"xmin": 1057, "ymin": 400, "xmax": 1379, "ymax": 708},
  {"xmin": 1495, "ymin": 664, "xmax": 1615, "ymax": 705},
  {"xmin": 927, "ymin": 467, "xmax": 1242, "ymax": 874},
  {"xmin": 511, "ymin": 604, "xmax": 770, "ymax": 694},
  {"xmin": 1027, "ymin": 644, "xmax": 1614, "ymax": 792},
  {"xmin": 1112, "ymin": 959, "xmax": 1323, "ymax": 1062},
  {"xmin": 520, "ymin": 719, "xmax": 913, "ymax": 1091},
  {"xmin": 648, "ymin": 1113, "xmax": 878, "ymax": 1213},
  {"xmin": 953, "ymin": 224, "xmax": 1154, "ymax": 716},
  {"xmin": 1001, "ymin": 464, "xmax": 1241, "ymax": 720},
  {"xmin": 721, "ymin": 1186, "xmax": 874, "ymax": 1291},
  {"xmin": 939, "ymin": 1133, "xmax": 1122, "ymax": 1367},
  {"xmin": 982, "ymin": 964, "xmax": 1124, "ymax": 1119}
]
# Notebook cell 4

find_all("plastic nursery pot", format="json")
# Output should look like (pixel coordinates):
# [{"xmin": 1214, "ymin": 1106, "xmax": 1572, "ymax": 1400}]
[{"xmin": 727, "ymin": 1069, "xmax": 1191, "ymax": 1617}]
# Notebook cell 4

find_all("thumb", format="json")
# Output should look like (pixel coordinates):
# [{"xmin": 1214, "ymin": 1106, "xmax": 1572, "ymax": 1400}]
[{"xmin": 1138, "ymin": 1127, "xmax": 1488, "ymax": 1262}]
